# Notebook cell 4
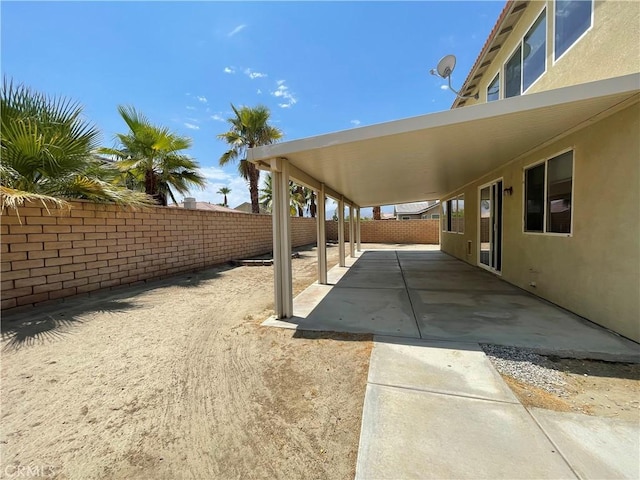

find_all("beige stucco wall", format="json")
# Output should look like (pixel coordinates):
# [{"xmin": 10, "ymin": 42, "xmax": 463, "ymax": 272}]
[
  {"xmin": 464, "ymin": 0, "xmax": 640, "ymax": 106},
  {"xmin": 441, "ymin": 102, "xmax": 640, "ymax": 342}
]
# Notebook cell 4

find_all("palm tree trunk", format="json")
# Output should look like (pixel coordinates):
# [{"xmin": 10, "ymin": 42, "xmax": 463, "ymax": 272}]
[
  {"xmin": 145, "ymin": 169, "xmax": 163, "ymax": 205},
  {"xmin": 373, "ymin": 206, "xmax": 381, "ymax": 220},
  {"xmin": 224, "ymin": 194, "xmax": 228, "ymax": 207},
  {"xmin": 309, "ymin": 191, "xmax": 316, "ymax": 218},
  {"xmin": 248, "ymin": 163, "xmax": 261, "ymax": 214}
]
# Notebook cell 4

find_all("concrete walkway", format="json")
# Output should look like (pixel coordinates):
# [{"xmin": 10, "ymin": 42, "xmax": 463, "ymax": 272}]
[{"xmin": 263, "ymin": 247, "xmax": 640, "ymax": 479}]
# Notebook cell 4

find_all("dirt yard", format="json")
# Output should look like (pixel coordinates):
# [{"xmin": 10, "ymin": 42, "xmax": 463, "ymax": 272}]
[
  {"xmin": 1, "ymin": 244, "xmax": 371, "ymax": 480},
  {"xmin": 502, "ymin": 358, "xmax": 640, "ymax": 421}
]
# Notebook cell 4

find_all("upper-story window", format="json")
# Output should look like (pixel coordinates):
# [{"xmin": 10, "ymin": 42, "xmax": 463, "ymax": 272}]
[
  {"xmin": 555, "ymin": 0, "xmax": 593, "ymax": 60},
  {"xmin": 505, "ymin": 9, "xmax": 547, "ymax": 98},
  {"xmin": 523, "ymin": 11, "xmax": 547, "ymax": 90},
  {"xmin": 487, "ymin": 74, "xmax": 500, "ymax": 102}
]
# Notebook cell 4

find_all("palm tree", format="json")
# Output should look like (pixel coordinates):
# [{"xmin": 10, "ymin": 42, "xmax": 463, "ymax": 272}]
[
  {"xmin": 373, "ymin": 206, "xmax": 381, "ymax": 220},
  {"xmin": 217, "ymin": 186, "xmax": 231, "ymax": 207},
  {"xmin": 99, "ymin": 106, "xmax": 206, "ymax": 206},
  {"xmin": 0, "ymin": 80, "xmax": 151, "ymax": 210},
  {"xmin": 218, "ymin": 104, "xmax": 282, "ymax": 214},
  {"xmin": 259, "ymin": 174, "xmax": 301, "ymax": 216}
]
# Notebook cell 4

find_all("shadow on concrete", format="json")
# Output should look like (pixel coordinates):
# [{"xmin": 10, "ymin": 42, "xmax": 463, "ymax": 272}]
[{"xmin": 264, "ymin": 249, "xmax": 640, "ymax": 362}]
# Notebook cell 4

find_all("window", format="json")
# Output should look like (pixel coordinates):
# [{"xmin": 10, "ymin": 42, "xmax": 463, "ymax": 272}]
[
  {"xmin": 430, "ymin": 214, "xmax": 440, "ymax": 220},
  {"xmin": 523, "ymin": 11, "xmax": 547, "ymax": 91},
  {"xmin": 442, "ymin": 201, "xmax": 448, "ymax": 231},
  {"xmin": 456, "ymin": 195, "xmax": 465, "ymax": 234},
  {"xmin": 505, "ymin": 9, "xmax": 547, "ymax": 97},
  {"xmin": 401, "ymin": 216, "xmax": 411, "ymax": 220},
  {"xmin": 525, "ymin": 150, "xmax": 573, "ymax": 234},
  {"xmin": 443, "ymin": 196, "xmax": 464, "ymax": 233},
  {"xmin": 487, "ymin": 74, "xmax": 500, "ymax": 102},
  {"xmin": 505, "ymin": 46, "xmax": 522, "ymax": 98},
  {"xmin": 555, "ymin": 0, "xmax": 593, "ymax": 60}
]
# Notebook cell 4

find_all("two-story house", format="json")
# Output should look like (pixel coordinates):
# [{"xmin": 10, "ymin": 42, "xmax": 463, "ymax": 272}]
[
  {"xmin": 248, "ymin": 0, "xmax": 639, "ymax": 342},
  {"xmin": 440, "ymin": 0, "xmax": 639, "ymax": 341}
]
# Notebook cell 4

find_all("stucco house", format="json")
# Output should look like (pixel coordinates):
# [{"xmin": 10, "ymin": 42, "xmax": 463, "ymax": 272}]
[
  {"xmin": 247, "ymin": 0, "xmax": 639, "ymax": 343},
  {"xmin": 394, "ymin": 201, "xmax": 440, "ymax": 220}
]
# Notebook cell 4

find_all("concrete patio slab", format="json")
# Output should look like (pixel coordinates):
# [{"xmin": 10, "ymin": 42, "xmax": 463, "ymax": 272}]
[
  {"xmin": 410, "ymin": 290, "xmax": 640, "ymax": 360},
  {"xmin": 336, "ymin": 269, "xmax": 406, "ymax": 289},
  {"xmin": 355, "ymin": 384, "xmax": 577, "ymax": 480},
  {"xmin": 369, "ymin": 336, "xmax": 518, "ymax": 403},
  {"xmin": 403, "ymin": 270, "xmax": 518, "ymax": 292},
  {"xmin": 530, "ymin": 408, "xmax": 640, "ymax": 480},
  {"xmin": 264, "ymin": 286, "xmax": 420, "ymax": 338}
]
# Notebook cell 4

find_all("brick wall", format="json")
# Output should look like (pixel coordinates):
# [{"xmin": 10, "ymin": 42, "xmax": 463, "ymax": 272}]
[
  {"xmin": 1, "ymin": 201, "xmax": 316, "ymax": 310},
  {"xmin": 325, "ymin": 219, "xmax": 440, "ymax": 244}
]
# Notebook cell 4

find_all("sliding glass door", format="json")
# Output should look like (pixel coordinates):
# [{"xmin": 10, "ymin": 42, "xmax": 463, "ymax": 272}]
[{"xmin": 479, "ymin": 180, "xmax": 503, "ymax": 273}]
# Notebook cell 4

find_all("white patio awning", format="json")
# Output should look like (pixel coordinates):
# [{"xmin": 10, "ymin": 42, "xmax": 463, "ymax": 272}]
[{"xmin": 248, "ymin": 74, "xmax": 639, "ymax": 207}]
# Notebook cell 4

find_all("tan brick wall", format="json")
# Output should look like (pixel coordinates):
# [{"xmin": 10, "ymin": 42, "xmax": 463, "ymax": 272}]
[
  {"xmin": 325, "ymin": 219, "xmax": 440, "ymax": 244},
  {"xmin": 1, "ymin": 201, "xmax": 317, "ymax": 310}
]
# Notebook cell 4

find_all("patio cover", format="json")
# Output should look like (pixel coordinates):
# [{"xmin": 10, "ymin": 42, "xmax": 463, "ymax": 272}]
[
  {"xmin": 249, "ymin": 73, "xmax": 639, "ymax": 207},
  {"xmin": 247, "ymin": 73, "xmax": 639, "ymax": 318}
]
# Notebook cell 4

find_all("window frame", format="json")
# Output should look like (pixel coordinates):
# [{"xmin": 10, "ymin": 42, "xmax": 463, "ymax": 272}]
[
  {"xmin": 553, "ymin": 0, "xmax": 594, "ymax": 64},
  {"xmin": 487, "ymin": 73, "xmax": 500, "ymax": 102},
  {"xmin": 502, "ymin": 6, "xmax": 548, "ymax": 98},
  {"xmin": 442, "ymin": 195, "xmax": 464, "ymax": 234},
  {"xmin": 522, "ymin": 148, "xmax": 575, "ymax": 237},
  {"xmin": 522, "ymin": 8, "xmax": 548, "ymax": 93}
]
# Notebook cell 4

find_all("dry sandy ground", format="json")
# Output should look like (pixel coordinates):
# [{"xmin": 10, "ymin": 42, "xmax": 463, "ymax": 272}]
[
  {"xmin": 502, "ymin": 359, "xmax": 640, "ymax": 421},
  {"xmin": 1, "ymin": 244, "xmax": 371, "ymax": 480}
]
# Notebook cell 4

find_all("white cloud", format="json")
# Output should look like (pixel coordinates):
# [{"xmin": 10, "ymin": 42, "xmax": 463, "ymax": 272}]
[
  {"xmin": 193, "ymin": 168, "xmax": 252, "ymax": 208},
  {"xmin": 271, "ymin": 80, "xmax": 297, "ymax": 108},
  {"xmin": 350, "ymin": 119, "xmax": 361, "ymax": 126},
  {"xmin": 223, "ymin": 66, "xmax": 236, "ymax": 74},
  {"xmin": 197, "ymin": 96, "xmax": 207, "ymax": 103},
  {"xmin": 186, "ymin": 106, "xmax": 196, "ymax": 110},
  {"xmin": 210, "ymin": 114, "xmax": 225, "ymax": 122},
  {"xmin": 228, "ymin": 24, "xmax": 246, "ymax": 37},
  {"xmin": 184, "ymin": 123, "xmax": 200, "ymax": 130},
  {"xmin": 440, "ymin": 85, "xmax": 449, "ymax": 91},
  {"xmin": 256, "ymin": 89, "xmax": 262, "ymax": 95},
  {"xmin": 244, "ymin": 68, "xmax": 267, "ymax": 80}
]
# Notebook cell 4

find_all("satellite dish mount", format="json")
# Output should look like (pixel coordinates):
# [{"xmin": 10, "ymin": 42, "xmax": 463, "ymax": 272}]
[{"xmin": 430, "ymin": 54, "xmax": 479, "ymax": 100}]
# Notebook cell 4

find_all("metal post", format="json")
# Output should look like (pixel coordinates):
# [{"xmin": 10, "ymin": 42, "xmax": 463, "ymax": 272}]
[
  {"xmin": 349, "ymin": 204, "xmax": 355, "ymax": 258},
  {"xmin": 356, "ymin": 207, "xmax": 362, "ymax": 252},
  {"xmin": 338, "ymin": 197, "xmax": 345, "ymax": 267},
  {"xmin": 317, "ymin": 184, "xmax": 327, "ymax": 284},
  {"xmin": 271, "ymin": 158, "xmax": 293, "ymax": 318}
]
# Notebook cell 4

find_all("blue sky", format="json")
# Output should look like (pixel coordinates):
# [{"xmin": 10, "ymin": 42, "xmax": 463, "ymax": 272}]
[{"xmin": 1, "ymin": 1, "xmax": 504, "ymax": 215}]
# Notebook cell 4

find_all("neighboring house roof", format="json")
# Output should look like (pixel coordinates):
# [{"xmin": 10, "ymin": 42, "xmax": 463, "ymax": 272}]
[
  {"xmin": 452, "ymin": 0, "xmax": 528, "ymax": 108},
  {"xmin": 234, "ymin": 202, "xmax": 268, "ymax": 214},
  {"xmin": 395, "ymin": 201, "xmax": 440, "ymax": 215},
  {"xmin": 169, "ymin": 202, "xmax": 243, "ymax": 213}
]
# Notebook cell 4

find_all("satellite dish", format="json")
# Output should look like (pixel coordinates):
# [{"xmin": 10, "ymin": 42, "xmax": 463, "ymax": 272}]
[
  {"xmin": 436, "ymin": 55, "xmax": 457, "ymax": 79},
  {"xmin": 429, "ymin": 53, "xmax": 479, "ymax": 100}
]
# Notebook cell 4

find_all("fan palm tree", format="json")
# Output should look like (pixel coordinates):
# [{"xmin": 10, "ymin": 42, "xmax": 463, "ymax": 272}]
[
  {"xmin": 217, "ymin": 186, "xmax": 231, "ymax": 207},
  {"xmin": 217, "ymin": 104, "xmax": 282, "ymax": 214},
  {"xmin": 259, "ymin": 174, "xmax": 301, "ymax": 216},
  {"xmin": 99, "ymin": 106, "xmax": 206, "ymax": 206},
  {"xmin": 0, "ymin": 80, "xmax": 151, "ymax": 211}
]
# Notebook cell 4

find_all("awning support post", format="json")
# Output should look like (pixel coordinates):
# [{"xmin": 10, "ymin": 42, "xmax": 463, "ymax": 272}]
[
  {"xmin": 338, "ymin": 196, "xmax": 345, "ymax": 267},
  {"xmin": 316, "ymin": 183, "xmax": 327, "ymax": 284},
  {"xmin": 349, "ymin": 204, "xmax": 355, "ymax": 258},
  {"xmin": 271, "ymin": 157, "xmax": 293, "ymax": 318},
  {"xmin": 356, "ymin": 207, "xmax": 361, "ymax": 252}
]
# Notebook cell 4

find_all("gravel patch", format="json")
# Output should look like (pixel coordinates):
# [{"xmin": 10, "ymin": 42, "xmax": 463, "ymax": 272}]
[{"xmin": 481, "ymin": 344, "xmax": 567, "ymax": 395}]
